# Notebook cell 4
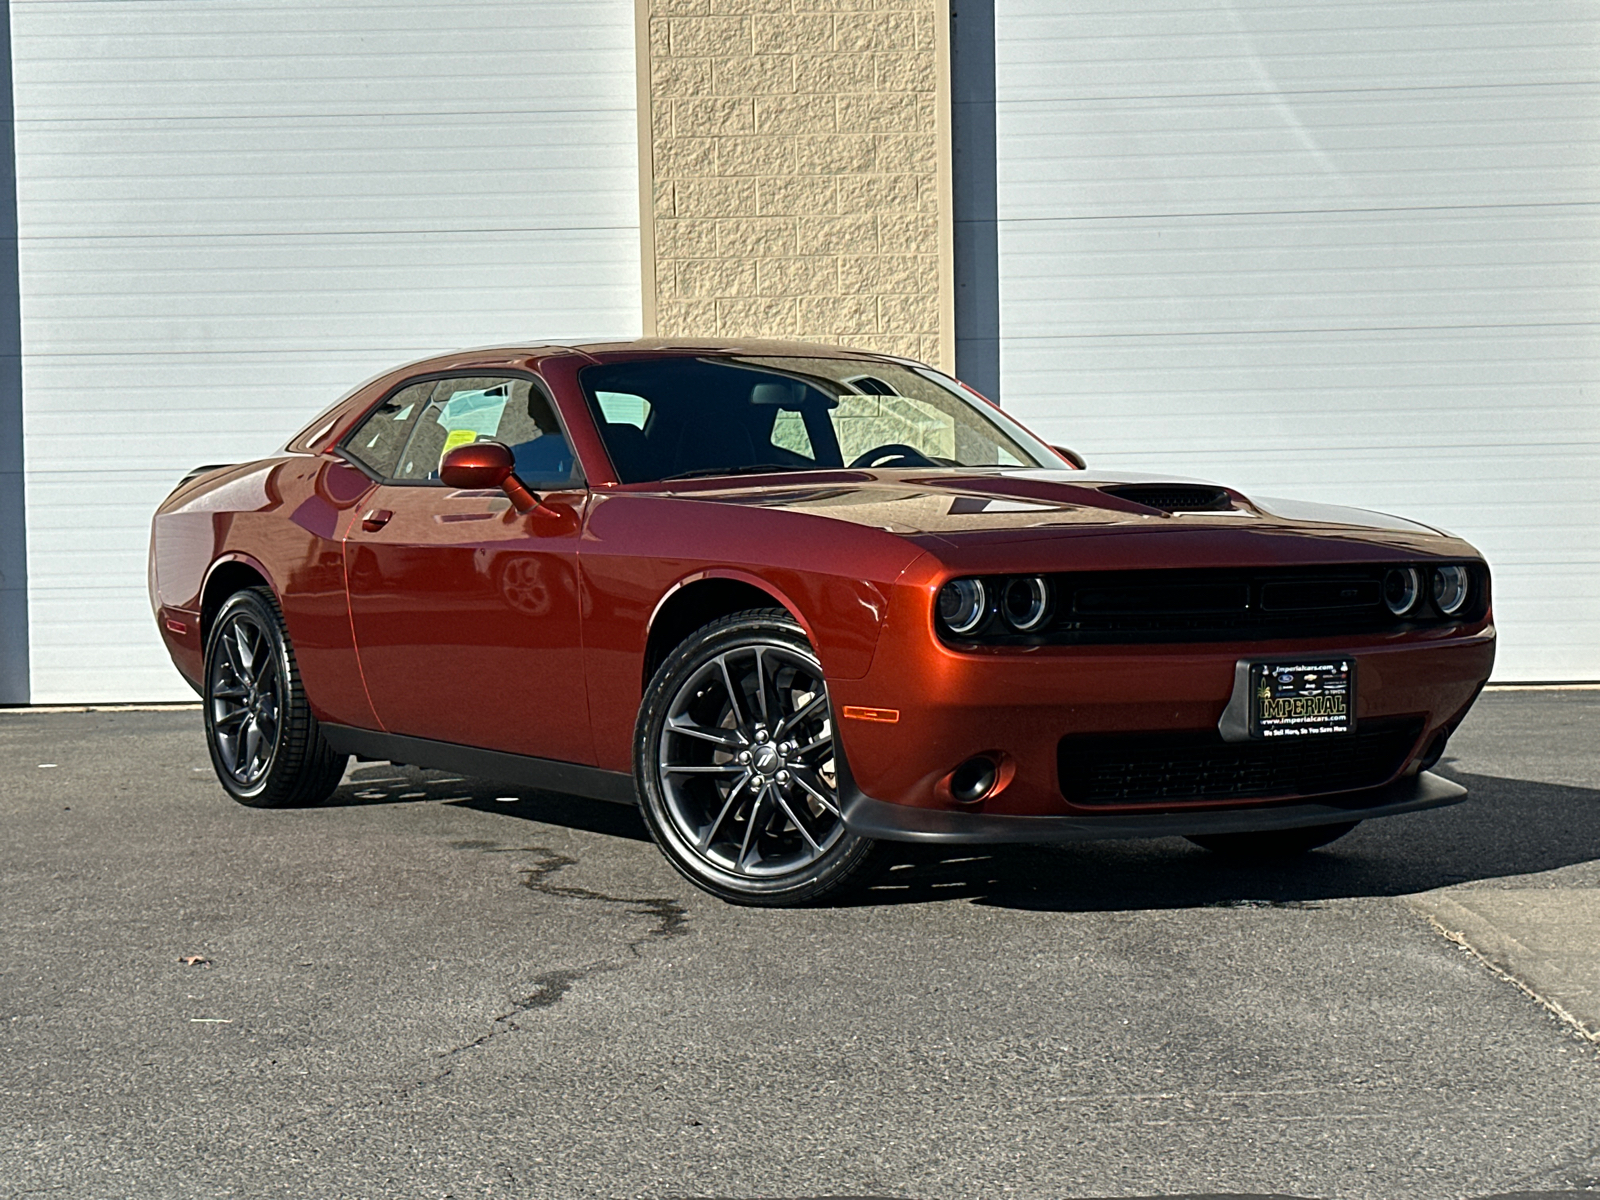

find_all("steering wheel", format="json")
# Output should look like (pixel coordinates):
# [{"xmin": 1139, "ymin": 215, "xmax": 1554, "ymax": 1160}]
[{"xmin": 848, "ymin": 443, "xmax": 936, "ymax": 469}]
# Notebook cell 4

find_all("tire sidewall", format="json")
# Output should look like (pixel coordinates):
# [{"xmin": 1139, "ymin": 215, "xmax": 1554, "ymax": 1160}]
[
  {"xmin": 203, "ymin": 589, "xmax": 294, "ymax": 805},
  {"xmin": 634, "ymin": 610, "xmax": 875, "ymax": 905}
]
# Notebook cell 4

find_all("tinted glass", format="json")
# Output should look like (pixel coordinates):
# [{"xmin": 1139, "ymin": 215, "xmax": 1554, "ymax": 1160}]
[
  {"xmin": 343, "ymin": 380, "xmax": 435, "ymax": 477},
  {"xmin": 579, "ymin": 357, "xmax": 1053, "ymax": 484},
  {"xmin": 392, "ymin": 376, "xmax": 579, "ymax": 486}
]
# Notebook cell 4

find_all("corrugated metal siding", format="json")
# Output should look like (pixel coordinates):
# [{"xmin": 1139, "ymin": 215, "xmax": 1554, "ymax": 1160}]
[
  {"xmin": 13, "ymin": 0, "xmax": 641, "ymax": 701},
  {"xmin": 994, "ymin": 0, "xmax": 1600, "ymax": 681}
]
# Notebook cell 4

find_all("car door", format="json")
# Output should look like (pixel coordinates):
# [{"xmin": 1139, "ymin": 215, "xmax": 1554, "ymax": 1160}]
[{"xmin": 340, "ymin": 373, "xmax": 594, "ymax": 764}]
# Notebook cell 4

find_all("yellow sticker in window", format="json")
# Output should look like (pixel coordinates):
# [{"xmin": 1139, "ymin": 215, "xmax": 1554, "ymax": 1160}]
[{"xmin": 440, "ymin": 428, "xmax": 478, "ymax": 462}]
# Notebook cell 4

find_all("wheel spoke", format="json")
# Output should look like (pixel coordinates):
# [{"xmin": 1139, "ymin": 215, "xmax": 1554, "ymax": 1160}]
[
  {"xmin": 252, "ymin": 645, "xmax": 277, "ymax": 691},
  {"xmin": 775, "ymin": 690, "xmax": 828, "ymax": 738},
  {"xmin": 736, "ymin": 782, "xmax": 770, "ymax": 872},
  {"xmin": 792, "ymin": 769, "xmax": 841, "ymax": 817},
  {"xmin": 791, "ymin": 730, "xmax": 832, "ymax": 759},
  {"xmin": 221, "ymin": 626, "xmax": 247, "ymax": 680},
  {"xmin": 773, "ymin": 791, "xmax": 822, "ymax": 854},
  {"xmin": 237, "ymin": 718, "xmax": 258, "ymax": 775},
  {"xmin": 211, "ymin": 682, "xmax": 249, "ymax": 701},
  {"xmin": 666, "ymin": 717, "xmax": 744, "ymax": 750},
  {"xmin": 699, "ymin": 772, "xmax": 752, "ymax": 851},
  {"xmin": 665, "ymin": 763, "xmax": 745, "ymax": 775},
  {"xmin": 235, "ymin": 623, "xmax": 258, "ymax": 680},
  {"xmin": 752, "ymin": 647, "xmax": 770, "ymax": 724},
  {"xmin": 716, "ymin": 654, "xmax": 748, "ymax": 727},
  {"xmin": 214, "ymin": 707, "xmax": 249, "ymax": 730}
]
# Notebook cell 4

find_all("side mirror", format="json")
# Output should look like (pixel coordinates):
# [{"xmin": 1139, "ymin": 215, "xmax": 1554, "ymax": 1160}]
[
  {"xmin": 439, "ymin": 440, "xmax": 540, "ymax": 513},
  {"xmin": 1052, "ymin": 445, "xmax": 1087, "ymax": 470}
]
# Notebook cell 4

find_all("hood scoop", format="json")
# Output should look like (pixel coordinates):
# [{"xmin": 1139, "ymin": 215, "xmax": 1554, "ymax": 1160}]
[{"xmin": 1099, "ymin": 483, "xmax": 1234, "ymax": 514}]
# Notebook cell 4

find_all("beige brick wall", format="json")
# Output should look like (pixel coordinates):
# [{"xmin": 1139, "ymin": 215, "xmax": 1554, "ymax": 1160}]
[{"xmin": 640, "ymin": 0, "xmax": 951, "ymax": 368}]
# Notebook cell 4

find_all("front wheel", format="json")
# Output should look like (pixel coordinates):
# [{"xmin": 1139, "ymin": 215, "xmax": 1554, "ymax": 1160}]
[
  {"xmin": 204, "ymin": 587, "xmax": 347, "ymax": 808},
  {"xmin": 1186, "ymin": 821, "xmax": 1359, "ymax": 860},
  {"xmin": 634, "ymin": 608, "xmax": 880, "ymax": 906}
]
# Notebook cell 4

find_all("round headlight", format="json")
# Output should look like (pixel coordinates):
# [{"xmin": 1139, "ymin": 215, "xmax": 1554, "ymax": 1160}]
[
  {"xmin": 937, "ymin": 578, "xmax": 987, "ymax": 635},
  {"xmin": 1432, "ymin": 564, "xmax": 1470, "ymax": 615},
  {"xmin": 1382, "ymin": 566, "xmax": 1422, "ymax": 616},
  {"xmin": 1000, "ymin": 576, "xmax": 1051, "ymax": 632}
]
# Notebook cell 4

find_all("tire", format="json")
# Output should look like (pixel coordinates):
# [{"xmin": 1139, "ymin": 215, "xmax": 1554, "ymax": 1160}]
[
  {"xmin": 634, "ymin": 608, "xmax": 881, "ymax": 906},
  {"xmin": 203, "ymin": 587, "xmax": 348, "ymax": 808},
  {"xmin": 1186, "ymin": 821, "xmax": 1359, "ymax": 860}
]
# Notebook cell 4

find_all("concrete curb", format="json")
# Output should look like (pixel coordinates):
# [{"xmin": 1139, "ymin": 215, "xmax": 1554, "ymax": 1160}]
[{"xmin": 1406, "ymin": 889, "xmax": 1600, "ymax": 1044}]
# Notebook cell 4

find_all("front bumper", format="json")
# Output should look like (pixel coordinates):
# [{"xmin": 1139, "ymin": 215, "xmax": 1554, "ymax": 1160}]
[
  {"xmin": 826, "ymin": 568, "xmax": 1494, "ymax": 826},
  {"xmin": 841, "ymin": 768, "xmax": 1465, "ymax": 844}
]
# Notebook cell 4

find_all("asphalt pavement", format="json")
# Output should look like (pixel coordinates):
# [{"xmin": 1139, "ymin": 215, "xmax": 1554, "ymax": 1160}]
[{"xmin": 2, "ymin": 689, "xmax": 1598, "ymax": 1200}]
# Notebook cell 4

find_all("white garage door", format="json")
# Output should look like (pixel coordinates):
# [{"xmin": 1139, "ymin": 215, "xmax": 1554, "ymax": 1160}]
[
  {"xmin": 13, "ymin": 0, "xmax": 641, "ymax": 702},
  {"xmin": 994, "ymin": 0, "xmax": 1599, "ymax": 682}
]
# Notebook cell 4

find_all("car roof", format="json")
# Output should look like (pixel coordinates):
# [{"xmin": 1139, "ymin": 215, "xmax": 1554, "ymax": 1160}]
[{"xmin": 394, "ymin": 337, "xmax": 921, "ymax": 374}]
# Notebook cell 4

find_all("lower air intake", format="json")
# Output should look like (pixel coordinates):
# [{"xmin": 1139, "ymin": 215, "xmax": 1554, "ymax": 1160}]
[{"xmin": 1058, "ymin": 719, "xmax": 1424, "ymax": 807}]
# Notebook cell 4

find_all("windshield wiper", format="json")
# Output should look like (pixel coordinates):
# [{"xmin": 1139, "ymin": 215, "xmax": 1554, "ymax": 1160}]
[{"xmin": 660, "ymin": 463, "xmax": 813, "ymax": 481}]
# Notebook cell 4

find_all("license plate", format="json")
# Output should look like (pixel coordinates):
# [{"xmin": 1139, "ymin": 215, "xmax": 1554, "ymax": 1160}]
[{"xmin": 1249, "ymin": 658, "xmax": 1354, "ymax": 738}]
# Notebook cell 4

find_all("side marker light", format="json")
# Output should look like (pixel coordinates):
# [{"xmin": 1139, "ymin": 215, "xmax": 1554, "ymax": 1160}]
[{"xmin": 842, "ymin": 706, "xmax": 900, "ymax": 724}]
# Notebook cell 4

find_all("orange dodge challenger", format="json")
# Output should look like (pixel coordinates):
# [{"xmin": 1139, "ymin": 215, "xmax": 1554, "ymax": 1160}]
[{"xmin": 150, "ymin": 340, "xmax": 1494, "ymax": 904}]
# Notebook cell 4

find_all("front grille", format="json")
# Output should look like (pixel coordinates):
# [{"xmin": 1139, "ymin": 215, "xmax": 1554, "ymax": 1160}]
[
  {"xmin": 1057, "ymin": 718, "xmax": 1423, "ymax": 808},
  {"xmin": 974, "ymin": 564, "xmax": 1488, "ymax": 645},
  {"xmin": 1058, "ymin": 566, "xmax": 1393, "ymax": 642}
]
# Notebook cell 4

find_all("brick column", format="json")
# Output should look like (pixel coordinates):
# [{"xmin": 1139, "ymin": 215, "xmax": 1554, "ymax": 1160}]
[{"xmin": 637, "ymin": 0, "xmax": 953, "ymax": 371}]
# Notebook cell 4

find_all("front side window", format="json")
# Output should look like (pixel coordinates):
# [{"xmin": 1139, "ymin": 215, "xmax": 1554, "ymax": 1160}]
[
  {"xmin": 388, "ymin": 376, "xmax": 579, "ymax": 486},
  {"xmin": 579, "ymin": 356, "xmax": 1054, "ymax": 484}
]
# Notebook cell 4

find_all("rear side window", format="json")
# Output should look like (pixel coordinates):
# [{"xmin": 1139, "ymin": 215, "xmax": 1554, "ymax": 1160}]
[{"xmin": 342, "ymin": 381, "xmax": 434, "ymax": 477}]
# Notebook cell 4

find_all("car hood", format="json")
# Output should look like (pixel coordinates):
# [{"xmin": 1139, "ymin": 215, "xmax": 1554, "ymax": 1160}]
[{"xmin": 662, "ymin": 468, "xmax": 1475, "ymax": 560}]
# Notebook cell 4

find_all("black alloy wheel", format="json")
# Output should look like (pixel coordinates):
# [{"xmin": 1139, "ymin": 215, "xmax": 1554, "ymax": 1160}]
[
  {"xmin": 203, "ymin": 587, "xmax": 347, "ymax": 808},
  {"xmin": 634, "ymin": 608, "xmax": 881, "ymax": 905}
]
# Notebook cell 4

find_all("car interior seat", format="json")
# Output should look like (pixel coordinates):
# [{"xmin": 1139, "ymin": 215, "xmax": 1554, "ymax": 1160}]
[
  {"xmin": 668, "ymin": 412, "xmax": 757, "ymax": 476},
  {"xmin": 601, "ymin": 421, "xmax": 653, "ymax": 483}
]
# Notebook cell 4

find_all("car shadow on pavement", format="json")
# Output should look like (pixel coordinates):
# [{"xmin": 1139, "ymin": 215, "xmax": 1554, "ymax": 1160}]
[
  {"xmin": 324, "ymin": 762, "xmax": 654, "ymax": 841},
  {"xmin": 845, "ymin": 766, "xmax": 1600, "ymax": 913},
  {"xmin": 321, "ymin": 761, "xmax": 1600, "ymax": 913}
]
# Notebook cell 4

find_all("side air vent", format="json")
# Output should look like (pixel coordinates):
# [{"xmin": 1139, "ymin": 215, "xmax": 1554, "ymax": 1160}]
[{"xmin": 1101, "ymin": 483, "xmax": 1233, "ymax": 513}]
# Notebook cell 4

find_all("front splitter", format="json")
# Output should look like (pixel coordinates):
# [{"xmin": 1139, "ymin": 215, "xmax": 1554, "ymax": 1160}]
[{"xmin": 841, "ymin": 771, "xmax": 1465, "ymax": 845}]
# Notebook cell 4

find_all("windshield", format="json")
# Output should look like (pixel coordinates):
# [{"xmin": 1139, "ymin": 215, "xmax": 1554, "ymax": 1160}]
[{"xmin": 580, "ymin": 356, "xmax": 1057, "ymax": 484}]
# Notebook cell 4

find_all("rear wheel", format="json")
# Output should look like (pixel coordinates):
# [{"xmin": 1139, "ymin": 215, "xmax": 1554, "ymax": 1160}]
[
  {"xmin": 204, "ymin": 587, "xmax": 347, "ymax": 808},
  {"xmin": 634, "ymin": 609, "xmax": 880, "ymax": 906},
  {"xmin": 1187, "ymin": 821, "xmax": 1359, "ymax": 860}
]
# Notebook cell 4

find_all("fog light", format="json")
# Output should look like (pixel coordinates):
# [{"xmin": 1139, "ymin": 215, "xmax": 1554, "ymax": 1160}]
[
  {"xmin": 1382, "ymin": 566, "xmax": 1422, "ymax": 615},
  {"xmin": 938, "ymin": 578, "xmax": 988, "ymax": 635},
  {"xmin": 949, "ymin": 755, "xmax": 998, "ymax": 803},
  {"xmin": 1432, "ymin": 564, "xmax": 1470, "ymax": 615}
]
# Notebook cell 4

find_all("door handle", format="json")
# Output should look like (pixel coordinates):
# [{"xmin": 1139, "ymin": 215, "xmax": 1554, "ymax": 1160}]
[{"xmin": 361, "ymin": 508, "xmax": 393, "ymax": 532}]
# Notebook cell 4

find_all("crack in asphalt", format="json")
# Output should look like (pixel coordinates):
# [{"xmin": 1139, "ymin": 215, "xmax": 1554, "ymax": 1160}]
[
  {"xmin": 514, "ymin": 844, "xmax": 690, "ymax": 954},
  {"xmin": 406, "ymin": 842, "xmax": 690, "ymax": 1086}
]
